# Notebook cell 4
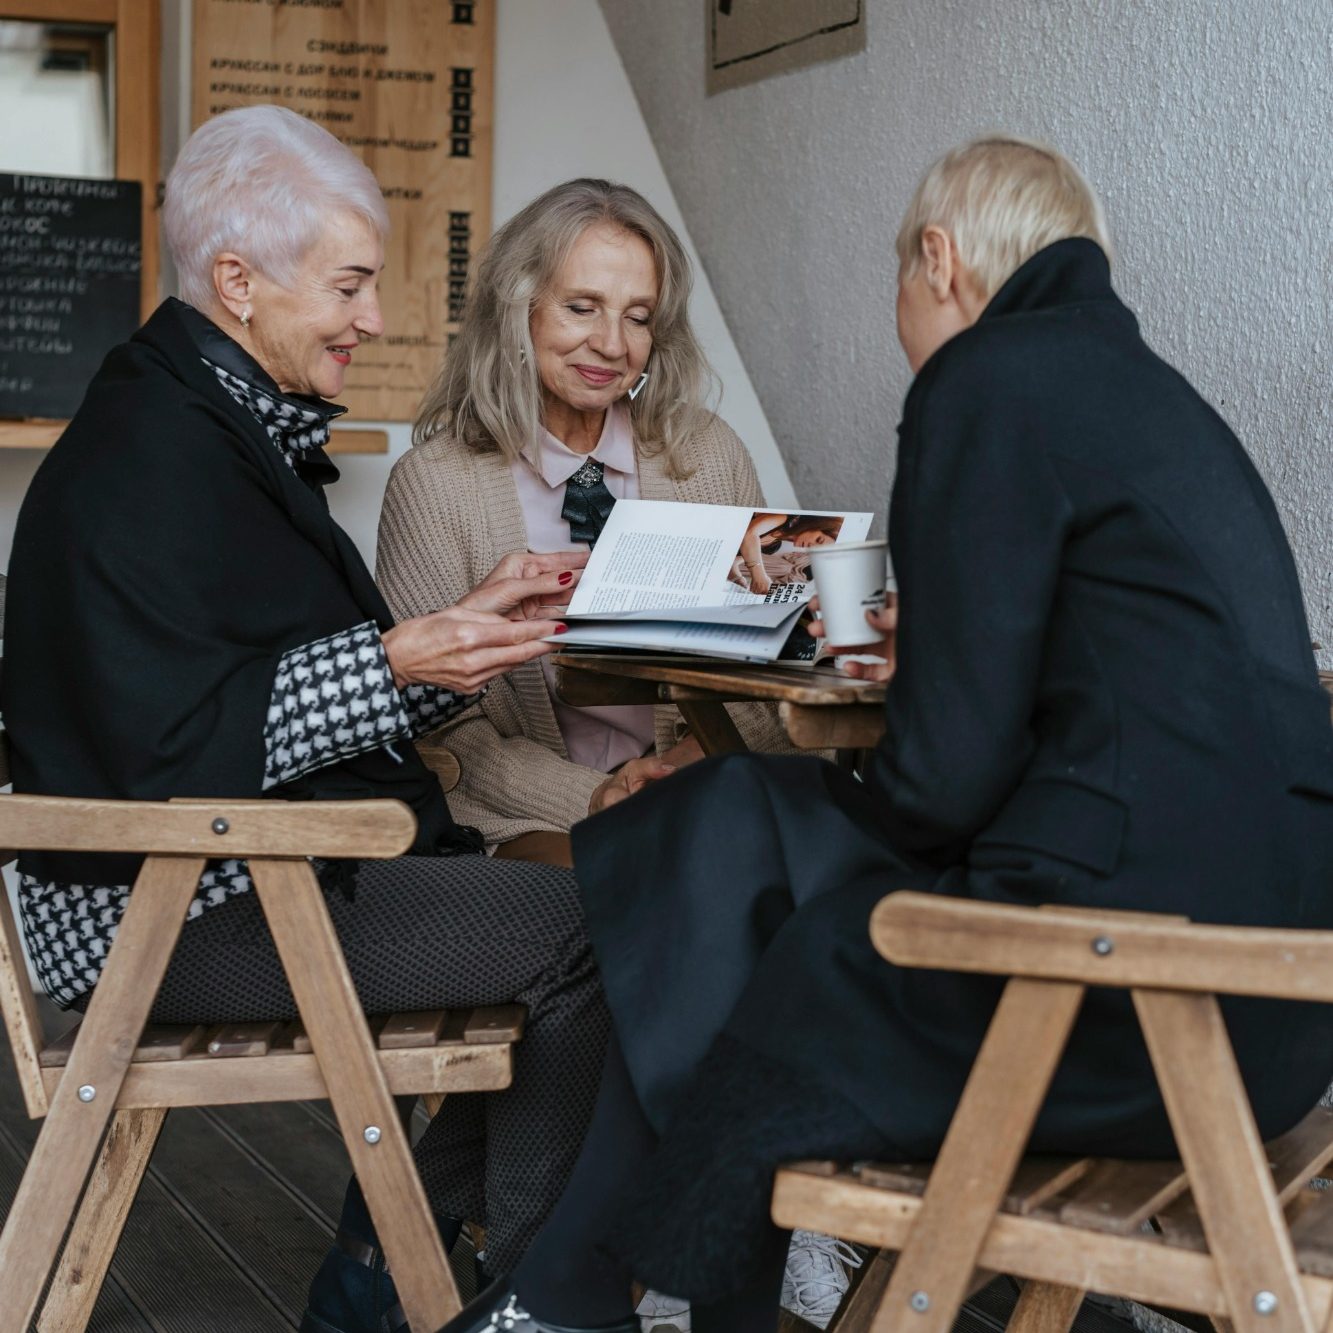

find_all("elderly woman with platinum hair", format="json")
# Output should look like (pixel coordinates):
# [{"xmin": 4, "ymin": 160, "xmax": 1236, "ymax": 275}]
[
  {"xmin": 2, "ymin": 105, "xmax": 608, "ymax": 1333},
  {"xmin": 438, "ymin": 137, "xmax": 1333, "ymax": 1333},
  {"xmin": 377, "ymin": 178, "xmax": 793, "ymax": 869}
]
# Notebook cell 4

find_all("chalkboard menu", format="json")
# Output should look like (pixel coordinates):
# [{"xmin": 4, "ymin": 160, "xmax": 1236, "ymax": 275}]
[{"xmin": 0, "ymin": 174, "xmax": 142, "ymax": 421}]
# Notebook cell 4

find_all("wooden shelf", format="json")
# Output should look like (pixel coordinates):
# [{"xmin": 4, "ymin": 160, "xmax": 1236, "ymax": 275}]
[
  {"xmin": 327, "ymin": 429, "xmax": 389, "ymax": 455},
  {"xmin": 0, "ymin": 422, "xmax": 389, "ymax": 454},
  {"xmin": 0, "ymin": 421, "xmax": 63, "ymax": 449}
]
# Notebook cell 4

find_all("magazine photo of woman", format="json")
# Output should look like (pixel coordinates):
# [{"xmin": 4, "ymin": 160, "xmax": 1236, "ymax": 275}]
[{"xmin": 730, "ymin": 511, "xmax": 844, "ymax": 595}]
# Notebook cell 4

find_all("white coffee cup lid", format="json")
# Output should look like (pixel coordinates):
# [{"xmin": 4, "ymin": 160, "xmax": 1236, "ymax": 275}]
[{"xmin": 809, "ymin": 538, "xmax": 887, "ymax": 554}]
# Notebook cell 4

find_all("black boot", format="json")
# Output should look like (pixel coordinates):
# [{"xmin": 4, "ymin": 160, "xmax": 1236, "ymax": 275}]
[
  {"xmin": 434, "ymin": 1282, "xmax": 639, "ymax": 1333},
  {"xmin": 302, "ymin": 1179, "xmax": 466, "ymax": 1333}
]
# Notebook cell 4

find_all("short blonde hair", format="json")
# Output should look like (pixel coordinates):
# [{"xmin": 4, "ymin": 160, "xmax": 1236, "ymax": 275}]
[
  {"xmin": 896, "ymin": 136, "xmax": 1111, "ymax": 298},
  {"xmin": 414, "ymin": 178, "xmax": 716, "ymax": 479},
  {"xmin": 165, "ymin": 105, "xmax": 389, "ymax": 309}
]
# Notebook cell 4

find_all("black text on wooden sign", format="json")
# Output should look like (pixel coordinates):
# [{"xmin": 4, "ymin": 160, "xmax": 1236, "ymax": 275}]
[{"xmin": 0, "ymin": 174, "xmax": 142, "ymax": 420}]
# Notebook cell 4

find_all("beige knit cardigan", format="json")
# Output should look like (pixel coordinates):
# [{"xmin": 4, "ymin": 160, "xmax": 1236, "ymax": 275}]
[{"xmin": 376, "ymin": 417, "xmax": 798, "ymax": 846}]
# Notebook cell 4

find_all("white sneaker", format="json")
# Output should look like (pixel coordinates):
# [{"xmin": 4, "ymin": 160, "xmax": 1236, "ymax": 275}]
[
  {"xmin": 636, "ymin": 1288, "xmax": 690, "ymax": 1332},
  {"xmin": 780, "ymin": 1230, "xmax": 865, "ymax": 1329}
]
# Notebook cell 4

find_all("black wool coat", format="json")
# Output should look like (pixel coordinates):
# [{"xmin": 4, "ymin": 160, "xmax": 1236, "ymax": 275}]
[
  {"xmin": 3, "ymin": 299, "xmax": 476, "ymax": 887},
  {"xmin": 575, "ymin": 239, "xmax": 1333, "ymax": 1160}
]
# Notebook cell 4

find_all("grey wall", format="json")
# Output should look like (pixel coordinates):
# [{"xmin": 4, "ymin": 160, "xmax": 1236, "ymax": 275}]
[{"xmin": 600, "ymin": 0, "xmax": 1333, "ymax": 652}]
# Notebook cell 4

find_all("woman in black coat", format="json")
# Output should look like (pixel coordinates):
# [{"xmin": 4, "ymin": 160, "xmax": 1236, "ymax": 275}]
[
  {"xmin": 442, "ymin": 138, "xmax": 1333, "ymax": 1333},
  {"xmin": 2, "ymin": 106, "xmax": 605, "ymax": 1333}
]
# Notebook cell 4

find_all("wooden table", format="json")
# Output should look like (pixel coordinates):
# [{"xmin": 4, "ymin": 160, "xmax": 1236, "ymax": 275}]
[{"xmin": 551, "ymin": 653, "xmax": 886, "ymax": 756}]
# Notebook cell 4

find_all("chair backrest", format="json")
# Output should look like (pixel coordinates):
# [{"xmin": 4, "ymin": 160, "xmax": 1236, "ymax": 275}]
[
  {"xmin": 0, "ymin": 783, "xmax": 416, "ymax": 1119},
  {"xmin": 0, "ymin": 727, "xmax": 49, "ymax": 1118}
]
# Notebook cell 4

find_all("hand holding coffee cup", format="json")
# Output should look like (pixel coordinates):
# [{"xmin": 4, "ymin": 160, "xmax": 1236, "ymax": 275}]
[{"xmin": 807, "ymin": 540, "xmax": 897, "ymax": 681}]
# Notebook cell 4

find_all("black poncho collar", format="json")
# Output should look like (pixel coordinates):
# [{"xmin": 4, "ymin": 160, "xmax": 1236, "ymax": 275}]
[{"xmin": 172, "ymin": 299, "xmax": 347, "ymax": 467}]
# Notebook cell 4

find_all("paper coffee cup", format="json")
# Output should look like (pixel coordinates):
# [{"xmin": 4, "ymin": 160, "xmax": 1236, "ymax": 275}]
[{"xmin": 808, "ymin": 540, "xmax": 889, "ymax": 646}]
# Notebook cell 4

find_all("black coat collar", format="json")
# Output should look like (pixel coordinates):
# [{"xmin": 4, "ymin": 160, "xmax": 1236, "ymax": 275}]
[
  {"xmin": 979, "ymin": 237, "xmax": 1125, "ymax": 324},
  {"xmin": 133, "ymin": 299, "xmax": 345, "ymax": 491},
  {"xmin": 129, "ymin": 300, "xmax": 374, "ymax": 611},
  {"xmin": 168, "ymin": 297, "xmax": 346, "ymax": 431}
]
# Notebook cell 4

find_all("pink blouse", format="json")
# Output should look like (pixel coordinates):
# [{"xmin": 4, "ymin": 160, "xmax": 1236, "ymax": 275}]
[{"xmin": 510, "ymin": 402, "xmax": 658, "ymax": 772}]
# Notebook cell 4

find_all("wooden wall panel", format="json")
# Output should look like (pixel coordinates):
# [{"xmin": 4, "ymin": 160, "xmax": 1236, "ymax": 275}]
[{"xmin": 191, "ymin": 0, "xmax": 494, "ymax": 423}]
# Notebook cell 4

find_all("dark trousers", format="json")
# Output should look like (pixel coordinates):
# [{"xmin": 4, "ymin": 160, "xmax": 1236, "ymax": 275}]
[{"xmin": 137, "ymin": 852, "xmax": 610, "ymax": 1276}]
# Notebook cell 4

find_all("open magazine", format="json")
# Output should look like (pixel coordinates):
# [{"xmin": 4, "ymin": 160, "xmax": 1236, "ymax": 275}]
[{"xmin": 552, "ymin": 499, "xmax": 874, "ymax": 664}]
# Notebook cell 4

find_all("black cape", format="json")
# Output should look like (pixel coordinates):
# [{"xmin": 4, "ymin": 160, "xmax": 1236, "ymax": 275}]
[
  {"xmin": 575, "ymin": 239, "xmax": 1333, "ymax": 1162},
  {"xmin": 3, "ymin": 299, "xmax": 478, "ymax": 886}
]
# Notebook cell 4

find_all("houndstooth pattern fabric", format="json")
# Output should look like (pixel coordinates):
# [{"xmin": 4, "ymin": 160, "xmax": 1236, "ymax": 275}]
[
  {"xmin": 262, "ymin": 621, "xmax": 475, "ymax": 790},
  {"xmin": 18, "ymin": 859, "xmax": 253, "ymax": 1007},
  {"xmin": 204, "ymin": 357, "xmax": 340, "ymax": 467}
]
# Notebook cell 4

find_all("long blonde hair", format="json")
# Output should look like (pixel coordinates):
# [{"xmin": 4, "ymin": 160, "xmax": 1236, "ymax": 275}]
[{"xmin": 414, "ymin": 179, "xmax": 716, "ymax": 478}]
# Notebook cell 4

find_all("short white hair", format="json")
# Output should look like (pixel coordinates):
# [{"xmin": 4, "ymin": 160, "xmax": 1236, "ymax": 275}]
[
  {"xmin": 164, "ymin": 105, "xmax": 389, "ymax": 309},
  {"xmin": 897, "ymin": 135, "xmax": 1111, "ymax": 299}
]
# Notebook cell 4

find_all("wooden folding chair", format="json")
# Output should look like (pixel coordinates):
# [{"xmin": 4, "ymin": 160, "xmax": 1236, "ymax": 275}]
[
  {"xmin": 0, "ymin": 788, "xmax": 519, "ymax": 1333},
  {"xmin": 773, "ymin": 891, "xmax": 1333, "ymax": 1333}
]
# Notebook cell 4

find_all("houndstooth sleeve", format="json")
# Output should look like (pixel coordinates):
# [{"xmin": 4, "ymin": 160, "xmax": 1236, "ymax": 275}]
[{"xmin": 262, "ymin": 622, "xmax": 477, "ymax": 790}]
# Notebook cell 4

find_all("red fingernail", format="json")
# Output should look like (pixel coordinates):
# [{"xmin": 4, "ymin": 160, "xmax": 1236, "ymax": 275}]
[
  {"xmin": 558, "ymin": 571, "xmax": 573, "ymax": 585},
  {"xmin": 554, "ymin": 623, "xmax": 568, "ymax": 634}
]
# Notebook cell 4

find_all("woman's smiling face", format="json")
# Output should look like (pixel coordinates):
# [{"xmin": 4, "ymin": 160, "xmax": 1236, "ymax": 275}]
[
  {"xmin": 528, "ymin": 223, "xmax": 658, "ymax": 419},
  {"xmin": 244, "ymin": 211, "xmax": 385, "ymax": 399}
]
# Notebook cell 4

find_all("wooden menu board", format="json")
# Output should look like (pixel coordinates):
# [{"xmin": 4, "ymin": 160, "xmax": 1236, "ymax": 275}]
[{"xmin": 191, "ymin": 0, "xmax": 493, "ymax": 422}]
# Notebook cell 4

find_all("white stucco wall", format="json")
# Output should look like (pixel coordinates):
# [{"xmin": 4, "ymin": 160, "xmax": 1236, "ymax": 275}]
[
  {"xmin": 599, "ymin": 0, "xmax": 1333, "ymax": 652},
  {"xmin": 0, "ymin": 0, "xmax": 790, "ymax": 575}
]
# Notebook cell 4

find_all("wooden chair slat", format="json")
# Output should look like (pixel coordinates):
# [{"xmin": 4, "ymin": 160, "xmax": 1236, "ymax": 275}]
[
  {"xmin": 772, "ymin": 1167, "xmax": 1231, "ymax": 1319},
  {"xmin": 0, "ymin": 794, "xmax": 416, "ymax": 860},
  {"xmin": 1007, "ymin": 1281, "xmax": 1086, "ymax": 1333},
  {"xmin": 788, "ymin": 1159, "xmax": 842, "ymax": 1178},
  {"xmin": 851, "ymin": 1161, "xmax": 931, "ymax": 1195},
  {"xmin": 1153, "ymin": 1193, "xmax": 1208, "ymax": 1253},
  {"xmin": 285, "ymin": 1019, "xmax": 311, "ymax": 1054},
  {"xmin": 379, "ymin": 1009, "xmax": 448, "ymax": 1049},
  {"xmin": 0, "ymin": 855, "xmax": 205, "ymax": 1330},
  {"xmin": 848, "ymin": 1155, "xmax": 1090, "ymax": 1218},
  {"xmin": 37, "ymin": 1023, "xmax": 78, "ymax": 1068},
  {"xmin": 34, "ymin": 1107, "xmax": 166, "ymax": 1333},
  {"xmin": 1005, "ymin": 1157, "xmax": 1094, "ymax": 1217},
  {"xmin": 41, "ymin": 1041, "xmax": 514, "ymax": 1107},
  {"xmin": 1290, "ymin": 1189, "xmax": 1333, "ymax": 1278},
  {"xmin": 40, "ymin": 1020, "xmax": 212, "ymax": 1071},
  {"xmin": 133, "ymin": 1024, "xmax": 206, "ymax": 1063},
  {"xmin": 1056, "ymin": 1158, "xmax": 1189, "ymax": 1234},
  {"xmin": 438, "ymin": 1009, "xmax": 472, "ymax": 1045},
  {"xmin": 874, "ymin": 892, "xmax": 1333, "ymax": 1003},
  {"xmin": 206, "ymin": 1021, "xmax": 282, "ymax": 1057},
  {"xmin": 875, "ymin": 977, "xmax": 1085, "ymax": 1333},
  {"xmin": 463, "ymin": 1004, "xmax": 527, "ymax": 1044},
  {"xmin": 1135, "ymin": 989, "xmax": 1315, "ymax": 1333},
  {"xmin": 249, "ymin": 857, "xmax": 461, "ymax": 1327},
  {"xmin": 1267, "ymin": 1107, "xmax": 1333, "ymax": 1204},
  {"xmin": 0, "ymin": 873, "xmax": 48, "ymax": 1116}
]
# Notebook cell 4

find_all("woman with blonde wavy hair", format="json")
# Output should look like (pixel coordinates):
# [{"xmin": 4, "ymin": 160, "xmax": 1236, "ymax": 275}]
[{"xmin": 378, "ymin": 178, "xmax": 791, "ymax": 868}]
